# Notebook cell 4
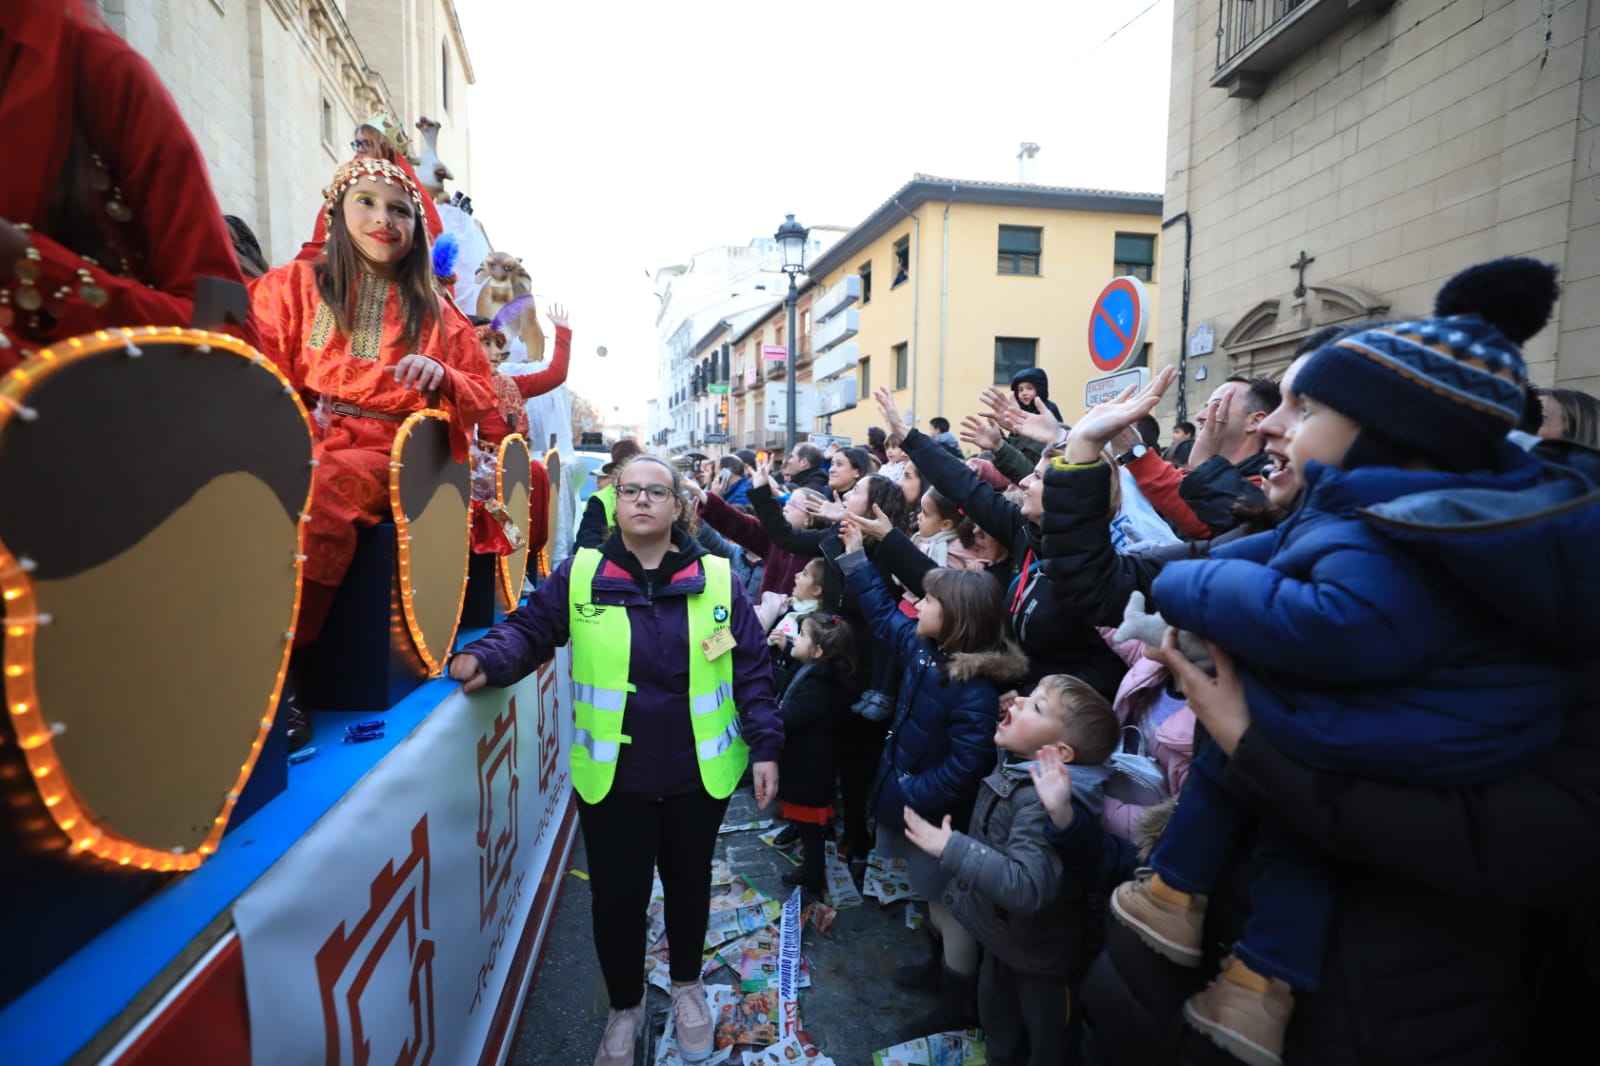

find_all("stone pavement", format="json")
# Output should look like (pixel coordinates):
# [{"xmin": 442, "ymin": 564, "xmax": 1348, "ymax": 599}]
[{"xmin": 510, "ymin": 783, "xmax": 931, "ymax": 1064}]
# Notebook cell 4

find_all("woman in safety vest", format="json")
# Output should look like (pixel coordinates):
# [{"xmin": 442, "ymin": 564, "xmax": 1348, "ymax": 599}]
[{"xmin": 450, "ymin": 453, "xmax": 783, "ymax": 1066}]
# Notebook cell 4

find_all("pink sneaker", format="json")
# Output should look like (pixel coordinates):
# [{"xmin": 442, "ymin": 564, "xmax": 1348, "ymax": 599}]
[{"xmin": 670, "ymin": 979, "xmax": 714, "ymax": 1062}]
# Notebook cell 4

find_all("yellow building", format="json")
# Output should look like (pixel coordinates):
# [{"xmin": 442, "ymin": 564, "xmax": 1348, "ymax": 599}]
[{"xmin": 791, "ymin": 175, "xmax": 1163, "ymax": 446}]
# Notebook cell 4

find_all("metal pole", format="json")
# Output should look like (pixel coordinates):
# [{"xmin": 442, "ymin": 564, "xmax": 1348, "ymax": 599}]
[{"xmin": 785, "ymin": 273, "xmax": 799, "ymax": 454}]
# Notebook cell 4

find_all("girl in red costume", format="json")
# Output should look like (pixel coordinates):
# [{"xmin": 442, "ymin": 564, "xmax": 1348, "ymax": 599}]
[
  {"xmin": 250, "ymin": 157, "xmax": 495, "ymax": 645},
  {"xmin": 294, "ymin": 120, "xmax": 445, "ymax": 262},
  {"xmin": 0, "ymin": 0, "xmax": 254, "ymax": 371}
]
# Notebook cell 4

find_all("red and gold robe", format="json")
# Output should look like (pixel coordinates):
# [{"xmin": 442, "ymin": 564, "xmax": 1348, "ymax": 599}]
[
  {"xmin": 249, "ymin": 259, "xmax": 495, "ymax": 640},
  {"xmin": 0, "ymin": 1, "xmax": 256, "ymax": 371}
]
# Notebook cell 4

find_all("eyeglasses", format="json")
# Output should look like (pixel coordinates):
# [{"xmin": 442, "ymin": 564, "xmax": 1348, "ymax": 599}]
[
  {"xmin": 617, "ymin": 484, "xmax": 675, "ymax": 503},
  {"xmin": 351, "ymin": 139, "xmax": 376, "ymax": 153}
]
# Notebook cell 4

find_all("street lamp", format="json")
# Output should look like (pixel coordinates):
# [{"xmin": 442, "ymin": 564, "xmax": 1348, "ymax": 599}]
[{"xmin": 775, "ymin": 213, "xmax": 809, "ymax": 454}]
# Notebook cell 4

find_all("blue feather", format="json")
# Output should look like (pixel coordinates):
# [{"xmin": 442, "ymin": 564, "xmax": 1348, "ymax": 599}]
[
  {"xmin": 432, "ymin": 233, "xmax": 460, "ymax": 278},
  {"xmin": 491, "ymin": 294, "xmax": 535, "ymax": 334}
]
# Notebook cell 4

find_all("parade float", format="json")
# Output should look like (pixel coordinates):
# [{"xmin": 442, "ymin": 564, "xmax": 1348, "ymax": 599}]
[{"xmin": 0, "ymin": 321, "xmax": 577, "ymax": 1065}]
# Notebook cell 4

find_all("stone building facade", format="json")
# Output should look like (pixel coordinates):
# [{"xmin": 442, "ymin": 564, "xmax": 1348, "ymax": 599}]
[
  {"xmin": 1160, "ymin": 0, "xmax": 1598, "ymax": 419},
  {"xmin": 98, "ymin": 0, "xmax": 475, "ymax": 264}
]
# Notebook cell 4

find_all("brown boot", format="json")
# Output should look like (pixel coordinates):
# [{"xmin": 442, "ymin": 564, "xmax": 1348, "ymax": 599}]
[
  {"xmin": 1182, "ymin": 957, "xmax": 1294, "ymax": 1066},
  {"xmin": 1111, "ymin": 868, "xmax": 1205, "ymax": 966}
]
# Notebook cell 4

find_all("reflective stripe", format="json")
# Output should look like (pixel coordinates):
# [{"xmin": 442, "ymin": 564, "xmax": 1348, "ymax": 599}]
[
  {"xmin": 573, "ymin": 681, "xmax": 628, "ymax": 712},
  {"xmin": 696, "ymin": 720, "xmax": 743, "ymax": 762},
  {"xmin": 690, "ymin": 681, "xmax": 735, "ymax": 717},
  {"xmin": 574, "ymin": 727, "xmax": 621, "ymax": 765}
]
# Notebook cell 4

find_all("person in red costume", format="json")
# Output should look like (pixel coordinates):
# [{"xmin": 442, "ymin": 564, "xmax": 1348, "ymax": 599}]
[
  {"xmin": 476, "ymin": 302, "xmax": 572, "ymax": 447},
  {"xmin": 0, "ymin": 0, "xmax": 256, "ymax": 372},
  {"xmin": 294, "ymin": 121, "xmax": 444, "ymax": 262},
  {"xmin": 250, "ymin": 157, "xmax": 495, "ymax": 648}
]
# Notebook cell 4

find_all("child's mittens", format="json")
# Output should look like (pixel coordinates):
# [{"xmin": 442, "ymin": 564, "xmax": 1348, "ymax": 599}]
[{"xmin": 1113, "ymin": 591, "xmax": 1215, "ymax": 674}]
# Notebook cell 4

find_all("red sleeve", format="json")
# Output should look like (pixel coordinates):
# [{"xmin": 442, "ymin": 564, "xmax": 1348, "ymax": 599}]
[
  {"xmin": 511, "ymin": 325, "xmax": 571, "ymax": 398},
  {"xmin": 40, "ymin": 37, "xmax": 257, "ymax": 347},
  {"xmin": 433, "ymin": 308, "xmax": 496, "ymax": 461},
  {"xmin": 245, "ymin": 263, "xmax": 307, "ymax": 390},
  {"xmin": 1126, "ymin": 450, "xmax": 1211, "ymax": 540},
  {"xmin": 294, "ymin": 207, "xmax": 328, "ymax": 263}
]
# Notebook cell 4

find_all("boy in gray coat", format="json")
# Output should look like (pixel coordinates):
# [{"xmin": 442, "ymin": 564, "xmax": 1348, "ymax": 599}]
[{"xmin": 904, "ymin": 675, "xmax": 1119, "ymax": 1066}]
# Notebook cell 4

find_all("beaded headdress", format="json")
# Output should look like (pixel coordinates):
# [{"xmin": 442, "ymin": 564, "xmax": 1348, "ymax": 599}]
[{"xmin": 321, "ymin": 158, "xmax": 427, "ymax": 229}]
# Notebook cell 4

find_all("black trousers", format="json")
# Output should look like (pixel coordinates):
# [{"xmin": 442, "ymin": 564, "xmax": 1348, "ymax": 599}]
[
  {"xmin": 576, "ymin": 788, "xmax": 731, "ymax": 1008},
  {"xmin": 979, "ymin": 952, "xmax": 1073, "ymax": 1066}
]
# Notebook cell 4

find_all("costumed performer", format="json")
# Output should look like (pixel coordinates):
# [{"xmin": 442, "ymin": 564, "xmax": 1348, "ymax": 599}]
[
  {"xmin": 293, "ymin": 120, "xmax": 444, "ymax": 263},
  {"xmin": 249, "ymin": 156, "xmax": 495, "ymax": 650},
  {"xmin": 0, "ymin": 0, "xmax": 256, "ymax": 372},
  {"xmin": 449, "ymin": 454, "xmax": 783, "ymax": 1066}
]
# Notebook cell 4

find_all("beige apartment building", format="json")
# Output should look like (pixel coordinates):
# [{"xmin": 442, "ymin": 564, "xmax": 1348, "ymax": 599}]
[
  {"xmin": 1160, "ymin": 0, "xmax": 1598, "ymax": 420},
  {"xmin": 99, "ymin": 0, "xmax": 475, "ymax": 264},
  {"xmin": 696, "ymin": 177, "xmax": 1164, "ymax": 451}
]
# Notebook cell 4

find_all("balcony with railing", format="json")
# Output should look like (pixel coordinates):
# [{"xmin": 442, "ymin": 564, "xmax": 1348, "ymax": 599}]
[{"xmin": 1212, "ymin": 0, "xmax": 1392, "ymax": 98}]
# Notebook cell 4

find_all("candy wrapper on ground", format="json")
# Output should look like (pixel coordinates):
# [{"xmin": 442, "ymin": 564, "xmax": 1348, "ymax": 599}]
[
  {"xmin": 863, "ymin": 850, "xmax": 919, "ymax": 904},
  {"xmin": 871, "ymin": 1029, "xmax": 988, "ymax": 1066},
  {"xmin": 823, "ymin": 843, "xmax": 862, "ymax": 908}
]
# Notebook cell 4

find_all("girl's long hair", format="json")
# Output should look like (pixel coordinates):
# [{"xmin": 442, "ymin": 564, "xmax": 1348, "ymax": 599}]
[
  {"xmin": 920, "ymin": 567, "xmax": 1006, "ymax": 656},
  {"xmin": 315, "ymin": 186, "xmax": 439, "ymax": 353}
]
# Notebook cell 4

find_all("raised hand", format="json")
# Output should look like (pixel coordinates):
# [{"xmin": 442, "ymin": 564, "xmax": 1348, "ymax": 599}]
[
  {"xmin": 839, "ymin": 515, "xmax": 865, "ymax": 554},
  {"xmin": 1063, "ymin": 364, "xmax": 1176, "ymax": 463},
  {"xmin": 903, "ymin": 806, "xmax": 954, "ymax": 859},
  {"xmin": 1148, "ymin": 627, "xmax": 1248, "ymax": 755},
  {"xmin": 842, "ymin": 503, "xmax": 893, "ymax": 542},
  {"xmin": 874, "ymin": 386, "xmax": 910, "ymax": 438},
  {"xmin": 1029, "ymin": 745, "xmax": 1075, "ymax": 830},
  {"xmin": 545, "ymin": 301, "xmax": 567, "ymax": 330},
  {"xmin": 802, "ymin": 493, "xmax": 845, "ymax": 524},
  {"xmin": 959, "ymin": 413, "xmax": 1003, "ymax": 452},
  {"xmin": 1187, "ymin": 379, "xmax": 1235, "ymax": 468}
]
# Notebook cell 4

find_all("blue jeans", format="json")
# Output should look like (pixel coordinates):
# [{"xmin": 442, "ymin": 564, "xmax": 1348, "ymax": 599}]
[{"xmin": 1151, "ymin": 744, "xmax": 1333, "ymax": 991}]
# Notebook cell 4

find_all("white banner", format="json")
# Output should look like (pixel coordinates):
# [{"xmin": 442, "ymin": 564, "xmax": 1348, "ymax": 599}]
[{"xmin": 233, "ymin": 651, "xmax": 573, "ymax": 1066}]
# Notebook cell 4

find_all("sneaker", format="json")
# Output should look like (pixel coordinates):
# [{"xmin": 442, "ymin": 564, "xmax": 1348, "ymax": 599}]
[
  {"xmin": 851, "ymin": 690, "xmax": 894, "ymax": 722},
  {"xmin": 1110, "ymin": 869, "xmax": 1204, "ymax": 967},
  {"xmin": 670, "ymin": 979, "xmax": 714, "ymax": 1063},
  {"xmin": 781, "ymin": 864, "xmax": 807, "ymax": 887},
  {"xmin": 592, "ymin": 1003, "xmax": 644, "ymax": 1066},
  {"xmin": 772, "ymin": 823, "xmax": 800, "ymax": 848},
  {"xmin": 1183, "ymin": 963, "xmax": 1293, "ymax": 1066}
]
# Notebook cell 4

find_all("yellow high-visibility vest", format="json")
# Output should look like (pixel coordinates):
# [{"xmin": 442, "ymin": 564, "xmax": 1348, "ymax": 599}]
[{"xmin": 566, "ymin": 548, "xmax": 747, "ymax": 803}]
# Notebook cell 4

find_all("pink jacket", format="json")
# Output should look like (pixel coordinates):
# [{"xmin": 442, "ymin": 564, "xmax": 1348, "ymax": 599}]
[{"xmin": 1098, "ymin": 632, "xmax": 1195, "ymax": 841}]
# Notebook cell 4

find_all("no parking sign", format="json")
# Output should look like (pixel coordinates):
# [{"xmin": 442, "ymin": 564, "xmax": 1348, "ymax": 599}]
[{"xmin": 1087, "ymin": 276, "xmax": 1150, "ymax": 373}]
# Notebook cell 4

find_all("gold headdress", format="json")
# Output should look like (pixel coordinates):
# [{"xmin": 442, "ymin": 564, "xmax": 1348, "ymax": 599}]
[{"xmin": 321, "ymin": 157, "xmax": 427, "ymax": 229}]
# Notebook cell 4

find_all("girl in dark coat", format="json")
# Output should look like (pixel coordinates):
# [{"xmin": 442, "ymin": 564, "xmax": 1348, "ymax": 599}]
[{"xmin": 775, "ymin": 612, "xmax": 856, "ymax": 899}]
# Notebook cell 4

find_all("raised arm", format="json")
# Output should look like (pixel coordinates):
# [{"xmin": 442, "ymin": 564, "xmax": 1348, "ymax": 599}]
[
  {"xmin": 1039, "ymin": 458, "xmax": 1167, "ymax": 627},
  {"xmin": 748, "ymin": 482, "xmax": 827, "ymax": 558}
]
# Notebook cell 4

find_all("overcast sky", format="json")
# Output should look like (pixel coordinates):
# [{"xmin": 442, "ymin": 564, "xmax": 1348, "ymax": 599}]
[{"xmin": 455, "ymin": 0, "xmax": 1174, "ymax": 426}]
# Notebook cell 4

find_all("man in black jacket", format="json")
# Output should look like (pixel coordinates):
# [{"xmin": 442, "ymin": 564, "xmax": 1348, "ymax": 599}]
[{"xmin": 780, "ymin": 442, "xmax": 830, "ymax": 495}]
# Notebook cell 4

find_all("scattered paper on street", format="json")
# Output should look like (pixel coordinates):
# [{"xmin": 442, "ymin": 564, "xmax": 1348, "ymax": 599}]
[
  {"xmin": 823, "ymin": 843, "xmax": 862, "ymax": 908},
  {"xmin": 716, "ymin": 926, "xmax": 812, "ymax": 992},
  {"xmin": 871, "ymin": 1029, "xmax": 988, "ymax": 1066},
  {"xmin": 713, "ymin": 986, "xmax": 781, "ymax": 1050},
  {"xmin": 705, "ymin": 899, "xmax": 783, "ymax": 952},
  {"xmin": 759, "ymin": 826, "xmax": 804, "ymax": 866},
  {"xmin": 862, "ymin": 850, "xmax": 919, "ymax": 904},
  {"xmin": 654, "ymin": 1010, "xmax": 734, "ymax": 1065},
  {"xmin": 742, "ymin": 1031, "xmax": 837, "ymax": 1065},
  {"xmin": 905, "ymin": 901, "xmax": 925, "ymax": 930},
  {"xmin": 719, "ymin": 818, "xmax": 776, "ymax": 835}
]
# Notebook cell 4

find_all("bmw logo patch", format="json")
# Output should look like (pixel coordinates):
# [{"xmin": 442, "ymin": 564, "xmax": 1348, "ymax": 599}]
[{"xmin": 713, "ymin": 605, "xmax": 729, "ymax": 623}]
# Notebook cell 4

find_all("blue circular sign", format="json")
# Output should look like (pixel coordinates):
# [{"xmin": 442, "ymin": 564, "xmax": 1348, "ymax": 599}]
[{"xmin": 1087, "ymin": 276, "xmax": 1150, "ymax": 373}]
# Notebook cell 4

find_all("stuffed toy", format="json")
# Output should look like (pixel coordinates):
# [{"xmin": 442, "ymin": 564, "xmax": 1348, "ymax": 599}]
[{"xmin": 1112, "ymin": 590, "xmax": 1215, "ymax": 674}]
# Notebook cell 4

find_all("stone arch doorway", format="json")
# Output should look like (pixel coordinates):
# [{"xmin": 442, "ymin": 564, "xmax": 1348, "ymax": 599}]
[{"xmin": 1221, "ymin": 283, "xmax": 1391, "ymax": 379}]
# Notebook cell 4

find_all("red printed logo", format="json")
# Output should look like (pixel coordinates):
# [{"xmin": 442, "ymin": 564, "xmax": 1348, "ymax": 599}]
[
  {"xmin": 315, "ymin": 815, "xmax": 437, "ymax": 1066},
  {"xmin": 476, "ymin": 698, "xmax": 521, "ymax": 932}
]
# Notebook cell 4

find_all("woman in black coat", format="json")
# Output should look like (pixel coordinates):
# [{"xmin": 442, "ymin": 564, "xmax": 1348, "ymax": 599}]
[{"xmin": 748, "ymin": 458, "xmax": 911, "ymax": 859}]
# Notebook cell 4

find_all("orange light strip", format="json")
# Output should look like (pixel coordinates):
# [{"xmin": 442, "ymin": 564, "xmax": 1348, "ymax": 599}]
[
  {"xmin": 388, "ymin": 411, "xmax": 470, "ymax": 676},
  {"xmin": 540, "ymin": 447, "xmax": 561, "ymax": 580},
  {"xmin": 495, "ymin": 433, "xmax": 526, "ymax": 609},
  {"xmin": 0, "ymin": 326, "xmax": 314, "ymax": 871}
]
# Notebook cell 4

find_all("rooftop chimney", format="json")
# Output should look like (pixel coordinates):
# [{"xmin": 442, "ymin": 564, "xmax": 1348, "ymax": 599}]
[{"xmin": 1017, "ymin": 142, "xmax": 1041, "ymax": 184}]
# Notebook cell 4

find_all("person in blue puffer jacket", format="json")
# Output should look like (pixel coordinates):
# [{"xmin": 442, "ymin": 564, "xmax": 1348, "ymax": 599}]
[
  {"xmin": 836, "ymin": 518, "xmax": 1027, "ymax": 1041},
  {"xmin": 1109, "ymin": 258, "xmax": 1585, "ymax": 1066}
]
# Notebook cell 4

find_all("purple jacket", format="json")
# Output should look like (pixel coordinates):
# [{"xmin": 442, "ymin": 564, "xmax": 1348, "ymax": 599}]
[{"xmin": 460, "ymin": 530, "xmax": 783, "ymax": 799}]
